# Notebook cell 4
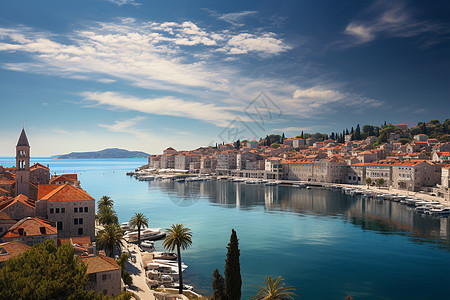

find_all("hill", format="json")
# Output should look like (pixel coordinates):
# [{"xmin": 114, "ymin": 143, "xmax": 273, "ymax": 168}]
[{"xmin": 53, "ymin": 148, "xmax": 150, "ymax": 159}]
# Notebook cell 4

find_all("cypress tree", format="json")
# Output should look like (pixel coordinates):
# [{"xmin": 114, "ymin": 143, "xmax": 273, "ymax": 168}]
[
  {"xmin": 331, "ymin": 132, "xmax": 335, "ymax": 140},
  {"xmin": 224, "ymin": 229, "xmax": 241, "ymax": 300},
  {"xmin": 345, "ymin": 129, "xmax": 349, "ymax": 135},
  {"xmin": 212, "ymin": 269, "xmax": 226, "ymax": 300},
  {"xmin": 301, "ymin": 131, "xmax": 304, "ymax": 139},
  {"xmin": 351, "ymin": 127, "xmax": 354, "ymax": 134},
  {"xmin": 355, "ymin": 124, "xmax": 361, "ymax": 140},
  {"xmin": 281, "ymin": 133, "xmax": 285, "ymax": 143}
]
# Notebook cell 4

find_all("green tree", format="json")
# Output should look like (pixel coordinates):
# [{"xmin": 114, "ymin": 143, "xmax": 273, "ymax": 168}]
[
  {"xmin": 98, "ymin": 195, "xmax": 114, "ymax": 210},
  {"xmin": 270, "ymin": 143, "xmax": 280, "ymax": 148},
  {"xmin": 0, "ymin": 240, "xmax": 94, "ymax": 300},
  {"xmin": 376, "ymin": 178, "xmax": 385, "ymax": 187},
  {"xmin": 366, "ymin": 177, "xmax": 372, "ymax": 188},
  {"xmin": 129, "ymin": 213, "xmax": 149, "ymax": 245},
  {"xmin": 250, "ymin": 275, "xmax": 297, "ymax": 300},
  {"xmin": 97, "ymin": 206, "xmax": 119, "ymax": 226},
  {"xmin": 212, "ymin": 268, "xmax": 226, "ymax": 300},
  {"xmin": 355, "ymin": 124, "xmax": 362, "ymax": 140},
  {"xmin": 116, "ymin": 253, "xmax": 133, "ymax": 286},
  {"xmin": 97, "ymin": 225, "xmax": 124, "ymax": 258},
  {"xmin": 225, "ymin": 229, "xmax": 242, "ymax": 300},
  {"xmin": 163, "ymin": 224, "xmax": 193, "ymax": 295}
]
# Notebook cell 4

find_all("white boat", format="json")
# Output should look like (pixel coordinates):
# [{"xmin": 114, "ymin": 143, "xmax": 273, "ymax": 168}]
[
  {"xmin": 293, "ymin": 183, "xmax": 306, "ymax": 188},
  {"xmin": 265, "ymin": 181, "xmax": 278, "ymax": 186},
  {"xmin": 138, "ymin": 175, "xmax": 155, "ymax": 181},
  {"xmin": 245, "ymin": 180, "xmax": 257, "ymax": 184},
  {"xmin": 141, "ymin": 241, "xmax": 155, "ymax": 252},
  {"xmin": 153, "ymin": 252, "xmax": 177, "ymax": 260},
  {"xmin": 428, "ymin": 207, "xmax": 450, "ymax": 215}
]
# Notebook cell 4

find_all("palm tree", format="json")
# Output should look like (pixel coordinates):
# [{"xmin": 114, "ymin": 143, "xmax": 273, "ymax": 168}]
[
  {"xmin": 97, "ymin": 195, "xmax": 114, "ymax": 210},
  {"xmin": 97, "ymin": 225, "xmax": 124, "ymax": 258},
  {"xmin": 129, "ymin": 213, "xmax": 149, "ymax": 245},
  {"xmin": 163, "ymin": 224, "xmax": 193, "ymax": 295},
  {"xmin": 97, "ymin": 206, "xmax": 119, "ymax": 226},
  {"xmin": 250, "ymin": 276, "xmax": 297, "ymax": 300}
]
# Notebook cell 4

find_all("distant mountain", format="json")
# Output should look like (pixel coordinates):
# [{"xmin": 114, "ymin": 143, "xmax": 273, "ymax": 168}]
[{"xmin": 53, "ymin": 148, "xmax": 150, "ymax": 159}]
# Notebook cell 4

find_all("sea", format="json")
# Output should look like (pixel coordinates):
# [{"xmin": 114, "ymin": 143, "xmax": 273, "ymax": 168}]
[{"xmin": 1, "ymin": 157, "xmax": 449, "ymax": 300}]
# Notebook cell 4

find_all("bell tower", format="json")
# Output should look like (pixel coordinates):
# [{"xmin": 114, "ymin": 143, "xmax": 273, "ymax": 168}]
[{"xmin": 15, "ymin": 128, "xmax": 30, "ymax": 197}]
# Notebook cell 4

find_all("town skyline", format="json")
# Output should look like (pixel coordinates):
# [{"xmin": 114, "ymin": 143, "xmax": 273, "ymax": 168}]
[{"xmin": 0, "ymin": 0, "xmax": 449, "ymax": 156}]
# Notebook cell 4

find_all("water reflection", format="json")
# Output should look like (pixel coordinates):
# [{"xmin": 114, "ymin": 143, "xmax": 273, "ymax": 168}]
[{"xmin": 152, "ymin": 180, "xmax": 450, "ymax": 247}]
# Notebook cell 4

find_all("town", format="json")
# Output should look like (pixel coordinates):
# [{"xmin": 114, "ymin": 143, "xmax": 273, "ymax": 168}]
[{"xmin": 144, "ymin": 121, "xmax": 450, "ymax": 201}]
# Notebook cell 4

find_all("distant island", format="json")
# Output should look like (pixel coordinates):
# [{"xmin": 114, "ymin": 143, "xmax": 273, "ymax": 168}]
[{"xmin": 52, "ymin": 148, "xmax": 150, "ymax": 159}]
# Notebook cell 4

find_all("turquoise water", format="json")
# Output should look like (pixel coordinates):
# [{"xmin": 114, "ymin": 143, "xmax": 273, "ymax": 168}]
[{"xmin": 1, "ymin": 157, "xmax": 450, "ymax": 299}]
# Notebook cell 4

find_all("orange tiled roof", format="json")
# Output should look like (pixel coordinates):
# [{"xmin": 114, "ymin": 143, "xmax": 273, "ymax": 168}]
[
  {"xmin": 81, "ymin": 254, "xmax": 121, "ymax": 274},
  {"xmin": 30, "ymin": 163, "xmax": 50, "ymax": 171},
  {"xmin": 49, "ymin": 174, "xmax": 78, "ymax": 184},
  {"xmin": 38, "ymin": 184, "xmax": 94, "ymax": 202},
  {"xmin": 2, "ymin": 217, "xmax": 57, "ymax": 238},
  {"xmin": 0, "ymin": 211, "xmax": 13, "ymax": 220},
  {"xmin": 0, "ymin": 194, "xmax": 35, "ymax": 211},
  {"xmin": 0, "ymin": 177, "xmax": 14, "ymax": 185},
  {"xmin": 0, "ymin": 241, "xmax": 31, "ymax": 262},
  {"xmin": 58, "ymin": 236, "xmax": 91, "ymax": 246}
]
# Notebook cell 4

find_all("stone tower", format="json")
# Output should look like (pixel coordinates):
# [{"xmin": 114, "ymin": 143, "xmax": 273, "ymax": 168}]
[{"xmin": 15, "ymin": 128, "xmax": 30, "ymax": 197}]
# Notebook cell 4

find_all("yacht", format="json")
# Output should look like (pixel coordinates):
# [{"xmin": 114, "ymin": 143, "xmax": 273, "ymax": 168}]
[
  {"xmin": 153, "ymin": 252, "xmax": 177, "ymax": 260},
  {"xmin": 428, "ymin": 207, "xmax": 450, "ymax": 215},
  {"xmin": 140, "ymin": 241, "xmax": 155, "ymax": 252}
]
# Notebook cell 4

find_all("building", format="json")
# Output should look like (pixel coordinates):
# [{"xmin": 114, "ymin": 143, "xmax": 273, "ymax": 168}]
[
  {"xmin": 391, "ymin": 160, "xmax": 441, "ymax": 191},
  {"xmin": 414, "ymin": 134, "xmax": 429, "ymax": 142},
  {"xmin": 0, "ymin": 194, "xmax": 35, "ymax": 220},
  {"xmin": 0, "ymin": 211, "xmax": 17, "ymax": 236},
  {"xmin": 216, "ymin": 150, "xmax": 237, "ymax": 171},
  {"xmin": 15, "ymin": 128, "xmax": 31, "ymax": 197},
  {"xmin": 0, "ymin": 217, "xmax": 57, "ymax": 246},
  {"xmin": 0, "ymin": 241, "xmax": 31, "ymax": 267},
  {"xmin": 292, "ymin": 138, "xmax": 305, "ymax": 148},
  {"xmin": 50, "ymin": 174, "xmax": 80, "ymax": 187},
  {"xmin": 36, "ymin": 184, "xmax": 96, "ymax": 240},
  {"xmin": 246, "ymin": 140, "xmax": 259, "ymax": 149},
  {"xmin": 30, "ymin": 163, "xmax": 50, "ymax": 185},
  {"xmin": 81, "ymin": 254, "xmax": 123, "ymax": 297},
  {"xmin": 365, "ymin": 161, "xmax": 394, "ymax": 186}
]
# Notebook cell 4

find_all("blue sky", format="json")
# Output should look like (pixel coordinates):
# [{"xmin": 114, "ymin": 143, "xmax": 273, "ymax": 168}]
[{"xmin": 0, "ymin": 0, "xmax": 449, "ymax": 156}]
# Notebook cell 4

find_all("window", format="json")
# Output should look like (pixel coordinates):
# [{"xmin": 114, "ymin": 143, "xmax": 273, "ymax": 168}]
[
  {"xmin": 102, "ymin": 274, "xmax": 107, "ymax": 281},
  {"xmin": 78, "ymin": 228, "xmax": 83, "ymax": 235},
  {"xmin": 84, "ymin": 207, "xmax": 88, "ymax": 213},
  {"xmin": 74, "ymin": 218, "xmax": 78, "ymax": 225},
  {"xmin": 79, "ymin": 218, "xmax": 83, "ymax": 225},
  {"xmin": 78, "ymin": 207, "xmax": 82, "ymax": 213},
  {"xmin": 50, "ymin": 208, "xmax": 54, "ymax": 214},
  {"xmin": 56, "ymin": 208, "xmax": 60, "ymax": 213},
  {"xmin": 57, "ymin": 222, "xmax": 63, "ymax": 230},
  {"xmin": 74, "ymin": 207, "xmax": 78, "ymax": 213},
  {"xmin": 61, "ymin": 208, "xmax": 65, "ymax": 213}
]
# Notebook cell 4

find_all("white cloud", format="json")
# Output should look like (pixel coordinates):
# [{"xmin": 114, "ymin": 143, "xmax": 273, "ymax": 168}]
[
  {"xmin": 289, "ymin": 87, "xmax": 383, "ymax": 112},
  {"xmin": 82, "ymin": 91, "xmax": 244, "ymax": 127},
  {"xmin": 217, "ymin": 11, "xmax": 258, "ymax": 26},
  {"xmin": 106, "ymin": 0, "xmax": 140, "ymax": 6},
  {"xmin": 225, "ymin": 33, "xmax": 291, "ymax": 55},
  {"xmin": 343, "ymin": 0, "xmax": 446, "ymax": 46},
  {"xmin": 0, "ymin": 19, "xmax": 290, "ymax": 94}
]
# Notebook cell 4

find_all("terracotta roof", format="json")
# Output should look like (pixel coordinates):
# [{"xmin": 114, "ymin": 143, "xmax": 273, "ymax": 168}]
[
  {"xmin": 0, "ymin": 241, "xmax": 31, "ymax": 262},
  {"xmin": 16, "ymin": 128, "xmax": 29, "ymax": 147},
  {"xmin": 30, "ymin": 163, "xmax": 49, "ymax": 171},
  {"xmin": 2, "ymin": 217, "xmax": 57, "ymax": 238},
  {"xmin": 58, "ymin": 236, "xmax": 91, "ymax": 246},
  {"xmin": 0, "ymin": 194, "xmax": 35, "ymax": 211},
  {"xmin": 0, "ymin": 177, "xmax": 14, "ymax": 185},
  {"xmin": 81, "ymin": 254, "xmax": 121, "ymax": 274},
  {"xmin": 49, "ymin": 174, "xmax": 78, "ymax": 184},
  {"xmin": 0, "ymin": 211, "xmax": 13, "ymax": 220},
  {"xmin": 38, "ymin": 184, "xmax": 94, "ymax": 202},
  {"xmin": 0, "ymin": 187, "xmax": 8, "ymax": 194}
]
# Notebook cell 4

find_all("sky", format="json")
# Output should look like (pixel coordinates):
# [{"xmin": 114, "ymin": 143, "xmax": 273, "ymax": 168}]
[{"xmin": 0, "ymin": 0, "xmax": 449, "ymax": 156}]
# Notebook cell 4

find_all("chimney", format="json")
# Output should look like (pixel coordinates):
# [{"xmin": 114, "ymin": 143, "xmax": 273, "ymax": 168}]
[
  {"xmin": 40, "ymin": 227, "xmax": 46, "ymax": 235},
  {"xmin": 18, "ymin": 228, "xmax": 24, "ymax": 236}
]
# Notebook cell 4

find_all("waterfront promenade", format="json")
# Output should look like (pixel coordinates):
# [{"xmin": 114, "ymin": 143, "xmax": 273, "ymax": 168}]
[{"xmin": 125, "ymin": 243, "xmax": 155, "ymax": 300}]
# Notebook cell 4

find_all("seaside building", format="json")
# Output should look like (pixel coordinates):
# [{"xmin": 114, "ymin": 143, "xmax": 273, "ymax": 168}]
[
  {"xmin": 36, "ymin": 184, "xmax": 96, "ymax": 240},
  {"xmin": 0, "ymin": 217, "xmax": 57, "ymax": 246},
  {"xmin": 81, "ymin": 254, "xmax": 123, "ymax": 297}
]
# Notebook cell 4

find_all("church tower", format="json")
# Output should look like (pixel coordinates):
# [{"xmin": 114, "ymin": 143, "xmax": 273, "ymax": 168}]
[{"xmin": 15, "ymin": 128, "xmax": 30, "ymax": 197}]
